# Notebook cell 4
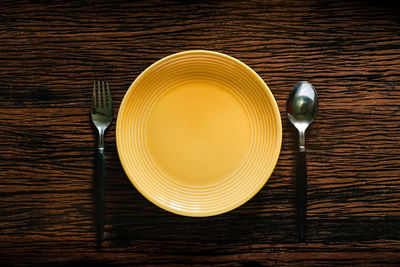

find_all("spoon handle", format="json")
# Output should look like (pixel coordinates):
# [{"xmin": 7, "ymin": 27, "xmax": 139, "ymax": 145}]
[{"xmin": 296, "ymin": 150, "xmax": 307, "ymax": 241}]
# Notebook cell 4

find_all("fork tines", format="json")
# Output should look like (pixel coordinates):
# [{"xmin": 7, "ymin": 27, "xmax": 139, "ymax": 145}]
[{"xmin": 92, "ymin": 81, "xmax": 112, "ymax": 109}]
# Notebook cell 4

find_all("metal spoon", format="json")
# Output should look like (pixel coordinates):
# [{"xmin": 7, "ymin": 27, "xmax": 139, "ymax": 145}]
[{"xmin": 287, "ymin": 81, "xmax": 318, "ymax": 241}]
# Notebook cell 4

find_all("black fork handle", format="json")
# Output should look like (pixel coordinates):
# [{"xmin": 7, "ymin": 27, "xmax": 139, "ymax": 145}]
[{"xmin": 96, "ymin": 151, "xmax": 106, "ymax": 240}]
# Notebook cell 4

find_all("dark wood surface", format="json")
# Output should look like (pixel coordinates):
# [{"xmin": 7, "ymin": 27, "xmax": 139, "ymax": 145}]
[{"xmin": 1, "ymin": 0, "xmax": 400, "ymax": 266}]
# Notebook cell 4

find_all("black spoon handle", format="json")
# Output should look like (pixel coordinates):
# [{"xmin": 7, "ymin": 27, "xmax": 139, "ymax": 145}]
[{"xmin": 296, "ymin": 150, "xmax": 307, "ymax": 241}]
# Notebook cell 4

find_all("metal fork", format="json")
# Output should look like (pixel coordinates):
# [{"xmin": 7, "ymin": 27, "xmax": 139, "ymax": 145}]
[{"xmin": 91, "ymin": 81, "xmax": 113, "ymax": 240}]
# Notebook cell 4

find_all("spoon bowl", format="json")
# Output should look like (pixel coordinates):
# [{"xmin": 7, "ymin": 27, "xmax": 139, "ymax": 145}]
[{"xmin": 287, "ymin": 81, "xmax": 318, "ymax": 133}]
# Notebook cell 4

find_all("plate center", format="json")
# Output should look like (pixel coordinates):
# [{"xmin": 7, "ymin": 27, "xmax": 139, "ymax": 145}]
[{"xmin": 146, "ymin": 81, "xmax": 251, "ymax": 187}]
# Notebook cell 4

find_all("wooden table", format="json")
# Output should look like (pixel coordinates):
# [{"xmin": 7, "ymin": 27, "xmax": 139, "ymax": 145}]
[{"xmin": 1, "ymin": 0, "xmax": 399, "ymax": 266}]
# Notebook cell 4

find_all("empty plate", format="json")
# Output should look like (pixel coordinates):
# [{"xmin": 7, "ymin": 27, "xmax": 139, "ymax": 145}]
[{"xmin": 116, "ymin": 50, "xmax": 282, "ymax": 216}]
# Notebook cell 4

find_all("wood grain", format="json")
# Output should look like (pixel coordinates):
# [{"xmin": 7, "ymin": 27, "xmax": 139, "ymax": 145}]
[{"xmin": 0, "ymin": 0, "xmax": 400, "ymax": 266}]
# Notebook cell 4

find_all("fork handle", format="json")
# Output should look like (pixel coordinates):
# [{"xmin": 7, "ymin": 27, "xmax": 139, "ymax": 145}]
[
  {"xmin": 296, "ymin": 150, "xmax": 307, "ymax": 241},
  {"xmin": 96, "ymin": 151, "xmax": 106, "ymax": 240}
]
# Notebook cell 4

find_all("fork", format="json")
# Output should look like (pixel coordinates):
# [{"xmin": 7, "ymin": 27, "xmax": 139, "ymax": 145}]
[{"xmin": 91, "ymin": 81, "xmax": 113, "ymax": 240}]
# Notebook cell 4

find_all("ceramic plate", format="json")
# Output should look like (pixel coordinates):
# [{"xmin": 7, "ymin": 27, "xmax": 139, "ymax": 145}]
[{"xmin": 116, "ymin": 50, "xmax": 282, "ymax": 216}]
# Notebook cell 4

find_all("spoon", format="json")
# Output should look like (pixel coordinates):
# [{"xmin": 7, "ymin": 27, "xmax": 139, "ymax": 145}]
[{"xmin": 287, "ymin": 81, "xmax": 318, "ymax": 241}]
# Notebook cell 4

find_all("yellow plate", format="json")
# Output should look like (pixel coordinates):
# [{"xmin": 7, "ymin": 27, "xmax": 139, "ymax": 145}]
[{"xmin": 116, "ymin": 50, "xmax": 282, "ymax": 217}]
